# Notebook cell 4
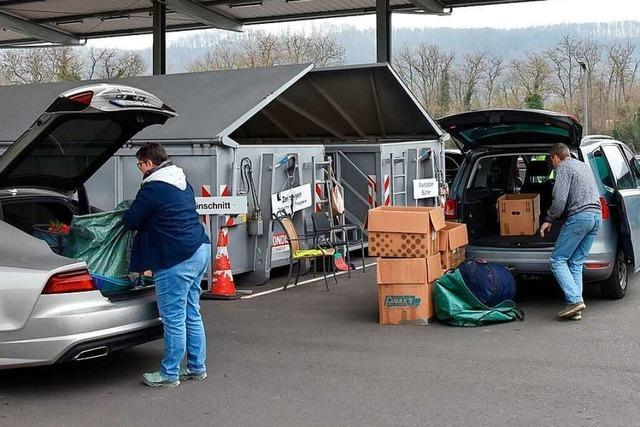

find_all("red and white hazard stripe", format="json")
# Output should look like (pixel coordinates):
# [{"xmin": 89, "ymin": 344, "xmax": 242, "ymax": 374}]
[
  {"xmin": 315, "ymin": 183, "xmax": 324, "ymax": 212},
  {"xmin": 219, "ymin": 184, "xmax": 236, "ymax": 226},
  {"xmin": 200, "ymin": 185, "xmax": 211, "ymax": 226},
  {"xmin": 219, "ymin": 184, "xmax": 232, "ymax": 197},
  {"xmin": 383, "ymin": 175, "xmax": 391, "ymax": 206},
  {"xmin": 367, "ymin": 175, "xmax": 377, "ymax": 209}
]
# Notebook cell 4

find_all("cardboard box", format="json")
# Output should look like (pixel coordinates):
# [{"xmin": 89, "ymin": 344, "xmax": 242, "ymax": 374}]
[
  {"xmin": 367, "ymin": 206, "xmax": 446, "ymax": 258},
  {"xmin": 498, "ymin": 193, "xmax": 541, "ymax": 236},
  {"xmin": 441, "ymin": 247, "xmax": 466, "ymax": 270},
  {"xmin": 376, "ymin": 257, "xmax": 440, "ymax": 325},
  {"xmin": 439, "ymin": 221, "xmax": 469, "ymax": 270},
  {"xmin": 376, "ymin": 255, "xmax": 443, "ymax": 284},
  {"xmin": 439, "ymin": 222, "xmax": 469, "ymax": 253}
]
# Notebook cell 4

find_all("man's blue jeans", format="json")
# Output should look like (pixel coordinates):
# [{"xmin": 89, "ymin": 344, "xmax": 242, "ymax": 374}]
[
  {"xmin": 154, "ymin": 243, "xmax": 211, "ymax": 380},
  {"xmin": 550, "ymin": 212, "xmax": 601, "ymax": 305}
]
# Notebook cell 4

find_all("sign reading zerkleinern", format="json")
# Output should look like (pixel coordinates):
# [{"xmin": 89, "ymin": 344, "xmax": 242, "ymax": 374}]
[{"xmin": 195, "ymin": 196, "xmax": 248, "ymax": 215}]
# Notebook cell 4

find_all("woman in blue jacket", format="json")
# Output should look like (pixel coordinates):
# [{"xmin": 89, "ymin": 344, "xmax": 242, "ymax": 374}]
[{"xmin": 123, "ymin": 143, "xmax": 210, "ymax": 388}]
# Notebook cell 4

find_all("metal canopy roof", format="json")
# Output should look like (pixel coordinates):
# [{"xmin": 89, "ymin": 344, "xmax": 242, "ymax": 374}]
[
  {"xmin": 0, "ymin": 63, "xmax": 441, "ymax": 146},
  {"xmin": 0, "ymin": 0, "xmax": 544, "ymax": 47}
]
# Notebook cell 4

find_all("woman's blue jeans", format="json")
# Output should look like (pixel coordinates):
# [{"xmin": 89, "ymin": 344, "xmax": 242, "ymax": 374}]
[
  {"xmin": 550, "ymin": 212, "xmax": 602, "ymax": 305},
  {"xmin": 154, "ymin": 243, "xmax": 211, "ymax": 380}
]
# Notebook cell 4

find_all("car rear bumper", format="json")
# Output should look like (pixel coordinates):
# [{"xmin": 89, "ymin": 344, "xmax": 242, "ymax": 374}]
[
  {"xmin": 0, "ymin": 291, "xmax": 161, "ymax": 370},
  {"xmin": 466, "ymin": 244, "xmax": 615, "ymax": 282}
]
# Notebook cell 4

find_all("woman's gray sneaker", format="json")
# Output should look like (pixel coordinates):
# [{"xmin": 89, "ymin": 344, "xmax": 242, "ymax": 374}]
[
  {"xmin": 142, "ymin": 371, "xmax": 180, "ymax": 388},
  {"xmin": 179, "ymin": 367, "xmax": 207, "ymax": 381}
]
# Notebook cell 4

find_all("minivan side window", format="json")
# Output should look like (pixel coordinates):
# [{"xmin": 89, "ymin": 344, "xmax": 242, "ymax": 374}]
[
  {"xmin": 592, "ymin": 148, "xmax": 615, "ymax": 189},
  {"xmin": 621, "ymin": 146, "xmax": 640, "ymax": 189},
  {"xmin": 602, "ymin": 145, "xmax": 635, "ymax": 190},
  {"xmin": 470, "ymin": 156, "xmax": 512, "ymax": 190}
]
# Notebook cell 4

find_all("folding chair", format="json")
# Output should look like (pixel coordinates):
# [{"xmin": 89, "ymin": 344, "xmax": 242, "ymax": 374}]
[
  {"xmin": 311, "ymin": 212, "xmax": 366, "ymax": 278},
  {"xmin": 275, "ymin": 212, "xmax": 337, "ymax": 292}
]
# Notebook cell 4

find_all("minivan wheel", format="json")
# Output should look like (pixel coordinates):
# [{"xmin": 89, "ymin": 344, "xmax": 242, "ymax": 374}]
[{"xmin": 600, "ymin": 250, "xmax": 628, "ymax": 300}]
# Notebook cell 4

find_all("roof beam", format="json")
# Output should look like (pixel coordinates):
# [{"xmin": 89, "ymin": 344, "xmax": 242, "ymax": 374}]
[
  {"xmin": 164, "ymin": 0, "xmax": 243, "ymax": 32},
  {"xmin": 408, "ymin": 0, "xmax": 448, "ymax": 13},
  {"xmin": 0, "ymin": 10, "xmax": 80, "ymax": 45},
  {"xmin": 276, "ymin": 97, "xmax": 347, "ymax": 141},
  {"xmin": 260, "ymin": 108, "xmax": 297, "ymax": 142},
  {"xmin": 307, "ymin": 80, "xmax": 367, "ymax": 140}
]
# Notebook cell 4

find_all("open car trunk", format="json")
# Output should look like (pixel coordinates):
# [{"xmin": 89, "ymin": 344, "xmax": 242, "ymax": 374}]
[
  {"xmin": 462, "ymin": 187, "xmax": 564, "ymax": 248},
  {"xmin": 0, "ymin": 194, "xmax": 153, "ymax": 299},
  {"xmin": 461, "ymin": 152, "xmax": 566, "ymax": 249}
]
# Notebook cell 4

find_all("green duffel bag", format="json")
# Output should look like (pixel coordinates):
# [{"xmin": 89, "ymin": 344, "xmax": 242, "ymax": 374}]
[
  {"xmin": 63, "ymin": 201, "xmax": 133, "ymax": 279},
  {"xmin": 434, "ymin": 269, "xmax": 524, "ymax": 327}
]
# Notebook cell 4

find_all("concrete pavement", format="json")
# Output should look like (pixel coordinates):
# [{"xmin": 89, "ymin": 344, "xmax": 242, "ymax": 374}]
[{"xmin": 1, "ymin": 266, "xmax": 640, "ymax": 426}]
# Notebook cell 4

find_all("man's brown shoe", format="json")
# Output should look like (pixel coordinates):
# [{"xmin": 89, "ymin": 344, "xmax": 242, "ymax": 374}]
[
  {"xmin": 569, "ymin": 311, "xmax": 583, "ymax": 321},
  {"xmin": 558, "ymin": 302, "xmax": 586, "ymax": 318}
]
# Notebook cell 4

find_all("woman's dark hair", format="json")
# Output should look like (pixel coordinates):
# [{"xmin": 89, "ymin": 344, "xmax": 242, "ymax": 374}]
[{"xmin": 136, "ymin": 143, "xmax": 169, "ymax": 166}]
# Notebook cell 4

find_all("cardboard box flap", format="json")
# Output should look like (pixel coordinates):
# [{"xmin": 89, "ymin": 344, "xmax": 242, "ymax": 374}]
[
  {"xmin": 368, "ymin": 206, "xmax": 445, "ymax": 234},
  {"xmin": 426, "ymin": 254, "xmax": 444, "ymax": 283},
  {"xmin": 429, "ymin": 208, "xmax": 446, "ymax": 232},
  {"xmin": 439, "ymin": 222, "xmax": 469, "ymax": 252}
]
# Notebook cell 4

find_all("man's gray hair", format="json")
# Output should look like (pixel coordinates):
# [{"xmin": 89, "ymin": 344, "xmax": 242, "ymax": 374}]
[{"xmin": 550, "ymin": 143, "xmax": 571, "ymax": 160}]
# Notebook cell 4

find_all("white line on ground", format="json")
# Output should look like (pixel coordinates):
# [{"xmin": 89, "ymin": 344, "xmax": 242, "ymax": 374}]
[{"xmin": 241, "ymin": 261, "xmax": 378, "ymax": 299}]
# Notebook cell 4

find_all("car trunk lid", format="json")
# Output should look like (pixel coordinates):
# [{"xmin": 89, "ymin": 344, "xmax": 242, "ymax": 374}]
[
  {"xmin": 0, "ymin": 84, "xmax": 176, "ymax": 192},
  {"xmin": 438, "ymin": 109, "xmax": 583, "ymax": 152}
]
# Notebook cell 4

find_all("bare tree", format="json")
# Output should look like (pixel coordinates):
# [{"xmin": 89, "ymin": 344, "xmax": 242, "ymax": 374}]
[
  {"xmin": 85, "ymin": 48, "xmax": 146, "ymax": 79},
  {"xmin": 510, "ymin": 53, "xmax": 553, "ymax": 108},
  {"xmin": 452, "ymin": 52, "xmax": 487, "ymax": 111},
  {"xmin": 481, "ymin": 54, "xmax": 504, "ymax": 108}
]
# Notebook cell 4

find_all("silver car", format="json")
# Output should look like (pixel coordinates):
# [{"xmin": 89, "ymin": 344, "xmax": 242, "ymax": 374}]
[
  {"xmin": 0, "ymin": 84, "xmax": 176, "ymax": 369},
  {"xmin": 440, "ymin": 109, "xmax": 640, "ymax": 299}
]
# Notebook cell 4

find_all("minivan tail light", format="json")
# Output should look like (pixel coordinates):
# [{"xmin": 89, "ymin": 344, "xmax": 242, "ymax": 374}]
[
  {"xmin": 68, "ymin": 90, "xmax": 93, "ymax": 106},
  {"xmin": 585, "ymin": 262, "xmax": 610, "ymax": 269},
  {"xmin": 444, "ymin": 198, "xmax": 458, "ymax": 220},
  {"xmin": 599, "ymin": 197, "xmax": 610, "ymax": 220},
  {"xmin": 43, "ymin": 270, "xmax": 96, "ymax": 294}
]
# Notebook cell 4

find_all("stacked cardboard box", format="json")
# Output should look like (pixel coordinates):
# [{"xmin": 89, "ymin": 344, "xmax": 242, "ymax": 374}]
[
  {"xmin": 439, "ymin": 222, "xmax": 469, "ymax": 270},
  {"xmin": 367, "ymin": 206, "xmax": 446, "ymax": 325}
]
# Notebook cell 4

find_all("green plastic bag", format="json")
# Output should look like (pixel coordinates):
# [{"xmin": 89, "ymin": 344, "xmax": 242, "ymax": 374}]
[
  {"xmin": 434, "ymin": 269, "xmax": 524, "ymax": 327},
  {"xmin": 63, "ymin": 201, "xmax": 133, "ymax": 279}
]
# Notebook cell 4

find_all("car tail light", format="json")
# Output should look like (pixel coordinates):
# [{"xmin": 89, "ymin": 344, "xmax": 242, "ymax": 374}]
[
  {"xmin": 585, "ymin": 262, "xmax": 611, "ymax": 269},
  {"xmin": 68, "ymin": 90, "xmax": 93, "ymax": 106},
  {"xmin": 599, "ymin": 197, "xmax": 610, "ymax": 220},
  {"xmin": 444, "ymin": 198, "xmax": 458, "ymax": 220},
  {"xmin": 43, "ymin": 270, "xmax": 96, "ymax": 294}
]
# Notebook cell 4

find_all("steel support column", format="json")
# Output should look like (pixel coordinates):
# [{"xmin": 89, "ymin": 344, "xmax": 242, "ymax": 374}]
[
  {"xmin": 152, "ymin": 0, "xmax": 166, "ymax": 75},
  {"xmin": 376, "ymin": 0, "xmax": 391, "ymax": 63}
]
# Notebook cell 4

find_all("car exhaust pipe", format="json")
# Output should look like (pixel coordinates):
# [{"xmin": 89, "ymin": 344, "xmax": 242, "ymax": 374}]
[{"xmin": 73, "ymin": 346, "xmax": 109, "ymax": 361}]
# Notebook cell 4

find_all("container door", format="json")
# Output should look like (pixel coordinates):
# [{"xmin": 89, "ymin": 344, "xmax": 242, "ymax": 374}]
[{"xmin": 602, "ymin": 144, "xmax": 640, "ymax": 272}]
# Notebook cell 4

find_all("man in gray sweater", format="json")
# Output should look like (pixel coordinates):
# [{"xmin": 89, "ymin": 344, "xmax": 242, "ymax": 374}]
[{"xmin": 540, "ymin": 143, "xmax": 602, "ymax": 321}]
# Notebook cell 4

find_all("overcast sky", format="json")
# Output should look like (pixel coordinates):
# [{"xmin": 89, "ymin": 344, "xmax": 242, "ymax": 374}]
[{"xmin": 88, "ymin": 0, "xmax": 640, "ymax": 50}]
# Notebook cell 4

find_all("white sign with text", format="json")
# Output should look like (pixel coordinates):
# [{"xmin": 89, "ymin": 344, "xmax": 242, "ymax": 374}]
[
  {"xmin": 271, "ymin": 184, "xmax": 312, "ymax": 214},
  {"xmin": 195, "ymin": 196, "xmax": 248, "ymax": 215},
  {"xmin": 413, "ymin": 178, "xmax": 439, "ymax": 199}
]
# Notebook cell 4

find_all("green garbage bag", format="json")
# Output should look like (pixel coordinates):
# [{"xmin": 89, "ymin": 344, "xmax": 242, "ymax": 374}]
[
  {"xmin": 434, "ymin": 269, "xmax": 524, "ymax": 327},
  {"xmin": 63, "ymin": 201, "xmax": 133, "ymax": 279}
]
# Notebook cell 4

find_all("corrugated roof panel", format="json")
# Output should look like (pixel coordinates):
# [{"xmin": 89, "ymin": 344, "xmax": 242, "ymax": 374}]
[
  {"xmin": 1, "ymin": 0, "xmax": 140, "ymax": 19},
  {"xmin": 0, "ymin": 0, "xmax": 545, "ymax": 46},
  {"xmin": 207, "ymin": 0, "xmax": 413, "ymax": 20}
]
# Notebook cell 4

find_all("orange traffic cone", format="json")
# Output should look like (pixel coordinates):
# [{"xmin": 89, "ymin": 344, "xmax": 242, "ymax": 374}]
[{"xmin": 202, "ymin": 227, "xmax": 241, "ymax": 300}]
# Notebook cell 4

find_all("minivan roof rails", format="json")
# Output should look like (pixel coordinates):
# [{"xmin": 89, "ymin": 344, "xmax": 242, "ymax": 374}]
[{"xmin": 582, "ymin": 135, "xmax": 614, "ymax": 141}]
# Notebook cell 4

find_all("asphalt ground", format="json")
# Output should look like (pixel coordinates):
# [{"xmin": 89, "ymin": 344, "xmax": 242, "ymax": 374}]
[{"xmin": 1, "ymin": 263, "xmax": 640, "ymax": 426}]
